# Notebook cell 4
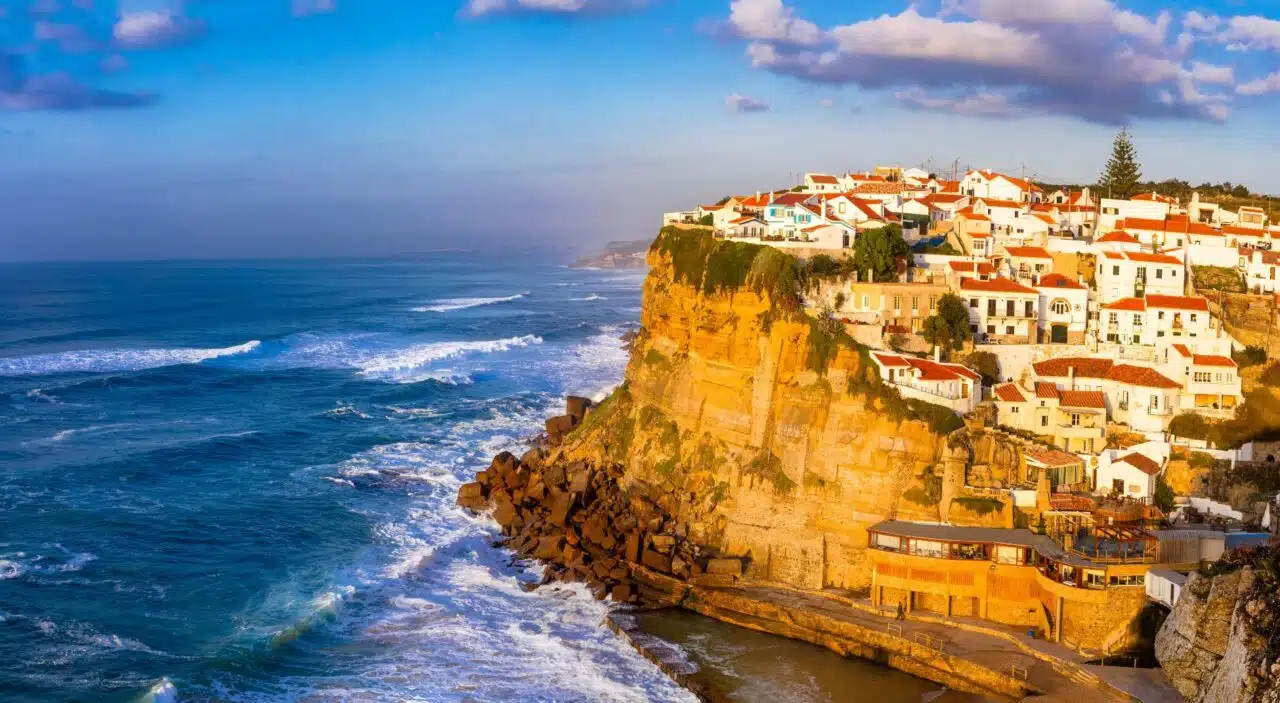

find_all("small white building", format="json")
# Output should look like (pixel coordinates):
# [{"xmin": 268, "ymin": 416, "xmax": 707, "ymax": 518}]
[
  {"xmin": 1098, "ymin": 196, "xmax": 1173, "ymax": 233},
  {"xmin": 1145, "ymin": 568, "xmax": 1187, "ymax": 608},
  {"xmin": 958, "ymin": 277, "xmax": 1040, "ymax": 344},
  {"xmin": 1093, "ymin": 230, "xmax": 1143, "ymax": 254},
  {"xmin": 1100, "ymin": 295, "xmax": 1212, "ymax": 347},
  {"xmin": 1096, "ymin": 441, "xmax": 1169, "ymax": 502},
  {"xmin": 1034, "ymin": 273, "xmax": 1090, "ymax": 345},
  {"xmin": 1003, "ymin": 245, "xmax": 1054, "ymax": 283},
  {"xmin": 1096, "ymin": 251, "xmax": 1185, "ymax": 304},
  {"xmin": 1243, "ymin": 248, "xmax": 1280, "ymax": 294},
  {"xmin": 871, "ymin": 352, "xmax": 980, "ymax": 415},
  {"xmin": 804, "ymin": 173, "xmax": 843, "ymax": 193},
  {"xmin": 1162, "ymin": 344, "xmax": 1243, "ymax": 419},
  {"xmin": 960, "ymin": 170, "xmax": 1043, "ymax": 203}
]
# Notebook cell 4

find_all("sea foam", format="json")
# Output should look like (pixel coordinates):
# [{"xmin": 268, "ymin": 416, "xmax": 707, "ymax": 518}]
[
  {"xmin": 413, "ymin": 293, "xmax": 528, "ymax": 313},
  {"xmin": 356, "ymin": 335, "xmax": 541, "ymax": 383},
  {"xmin": 0, "ymin": 341, "xmax": 261, "ymax": 377}
]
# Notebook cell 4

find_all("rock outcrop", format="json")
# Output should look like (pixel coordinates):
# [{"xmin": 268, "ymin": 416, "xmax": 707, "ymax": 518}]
[{"xmin": 1157, "ymin": 559, "xmax": 1280, "ymax": 702}]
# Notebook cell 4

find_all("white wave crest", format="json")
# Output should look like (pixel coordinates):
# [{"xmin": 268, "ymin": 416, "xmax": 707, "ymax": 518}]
[
  {"xmin": 356, "ymin": 335, "xmax": 541, "ymax": 383},
  {"xmin": 571, "ymin": 294, "xmax": 607, "ymax": 301},
  {"xmin": 0, "ymin": 560, "xmax": 25, "ymax": 580},
  {"xmin": 413, "ymin": 293, "xmax": 527, "ymax": 313},
  {"xmin": 138, "ymin": 678, "xmax": 178, "ymax": 703},
  {"xmin": 0, "ymin": 341, "xmax": 261, "ymax": 377}
]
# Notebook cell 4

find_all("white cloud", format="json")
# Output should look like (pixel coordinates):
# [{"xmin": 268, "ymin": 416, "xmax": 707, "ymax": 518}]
[
  {"xmin": 829, "ymin": 8, "xmax": 1047, "ymax": 69},
  {"xmin": 725, "ymin": 93, "xmax": 769, "ymax": 113},
  {"xmin": 727, "ymin": 0, "xmax": 823, "ymax": 46},
  {"xmin": 1182, "ymin": 11, "xmax": 1220, "ymax": 33},
  {"xmin": 896, "ymin": 87, "xmax": 1022, "ymax": 118},
  {"xmin": 1238, "ymin": 71, "xmax": 1280, "ymax": 96},
  {"xmin": 1217, "ymin": 15, "xmax": 1280, "ymax": 51},
  {"xmin": 113, "ymin": 10, "xmax": 202, "ymax": 49},
  {"xmin": 816, "ymin": 97, "xmax": 834, "ymax": 108},
  {"xmin": 1189, "ymin": 61, "xmax": 1234, "ymax": 86},
  {"xmin": 463, "ymin": 0, "xmax": 642, "ymax": 17}
]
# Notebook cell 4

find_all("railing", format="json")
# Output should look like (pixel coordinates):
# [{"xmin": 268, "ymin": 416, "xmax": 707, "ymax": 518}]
[
  {"xmin": 893, "ymin": 377, "xmax": 966, "ymax": 401},
  {"xmin": 1010, "ymin": 665, "xmax": 1029, "ymax": 682}
]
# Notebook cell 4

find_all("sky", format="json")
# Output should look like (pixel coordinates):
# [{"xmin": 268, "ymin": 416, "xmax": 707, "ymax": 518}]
[{"xmin": 2, "ymin": 0, "xmax": 1280, "ymax": 261}]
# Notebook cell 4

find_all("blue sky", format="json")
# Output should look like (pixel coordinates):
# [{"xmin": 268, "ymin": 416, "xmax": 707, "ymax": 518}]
[{"xmin": 2, "ymin": 0, "xmax": 1279, "ymax": 261}]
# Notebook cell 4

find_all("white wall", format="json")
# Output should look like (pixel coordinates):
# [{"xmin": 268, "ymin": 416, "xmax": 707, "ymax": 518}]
[{"xmin": 1186, "ymin": 245, "xmax": 1241, "ymax": 269}]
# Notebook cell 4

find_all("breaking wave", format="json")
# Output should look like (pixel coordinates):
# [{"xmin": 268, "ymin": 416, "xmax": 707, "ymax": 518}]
[
  {"xmin": 413, "ymin": 293, "xmax": 528, "ymax": 313},
  {"xmin": 571, "ymin": 294, "xmax": 607, "ymax": 301},
  {"xmin": 355, "ymin": 335, "xmax": 541, "ymax": 383},
  {"xmin": 0, "ymin": 341, "xmax": 261, "ymax": 377}
]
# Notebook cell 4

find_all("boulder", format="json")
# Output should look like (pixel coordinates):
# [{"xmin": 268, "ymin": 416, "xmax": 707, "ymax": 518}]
[
  {"xmin": 568, "ymin": 465, "xmax": 592, "ymax": 494},
  {"xmin": 549, "ymin": 492, "xmax": 575, "ymax": 526},
  {"xmin": 641, "ymin": 549, "xmax": 671, "ymax": 573},
  {"xmin": 610, "ymin": 583, "xmax": 635, "ymax": 603},
  {"xmin": 545, "ymin": 415, "xmax": 575, "ymax": 445},
  {"xmin": 566, "ymin": 396, "xmax": 593, "ymax": 422},
  {"xmin": 491, "ymin": 451, "xmax": 518, "ymax": 474},
  {"xmin": 651, "ymin": 535, "xmax": 676, "ymax": 554},
  {"xmin": 705, "ymin": 558, "xmax": 743, "ymax": 576},
  {"xmin": 533, "ymin": 535, "xmax": 566, "ymax": 561},
  {"xmin": 625, "ymin": 532, "xmax": 642, "ymax": 563},
  {"xmin": 457, "ymin": 482, "xmax": 487, "ymax": 511},
  {"xmin": 492, "ymin": 498, "xmax": 519, "ymax": 528}
]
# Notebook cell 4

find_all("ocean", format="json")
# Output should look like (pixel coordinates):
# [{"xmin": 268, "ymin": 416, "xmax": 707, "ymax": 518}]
[{"xmin": 0, "ymin": 256, "xmax": 940, "ymax": 703}]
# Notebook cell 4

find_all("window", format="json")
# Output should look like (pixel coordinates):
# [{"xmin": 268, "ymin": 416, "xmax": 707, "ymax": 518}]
[
  {"xmin": 1156, "ymin": 269, "xmax": 1163, "ymax": 279},
  {"xmin": 1071, "ymin": 413, "xmax": 1081, "ymax": 426},
  {"xmin": 1041, "ymin": 415, "xmax": 1049, "ymax": 427},
  {"xmin": 994, "ymin": 545, "xmax": 1024, "ymax": 565},
  {"xmin": 1158, "ymin": 311, "xmax": 1165, "ymax": 320},
  {"xmin": 1194, "ymin": 372, "xmax": 1213, "ymax": 383},
  {"xmin": 1085, "ymin": 571, "xmax": 1106, "ymax": 588},
  {"xmin": 861, "ymin": 294, "xmax": 869, "ymax": 309},
  {"xmin": 1109, "ymin": 574, "xmax": 1144, "ymax": 586},
  {"xmin": 1006, "ymin": 300, "xmax": 1015, "ymax": 317},
  {"xmin": 1109, "ymin": 312, "xmax": 1118, "ymax": 324},
  {"xmin": 1190, "ymin": 314, "xmax": 1197, "ymax": 322},
  {"xmin": 1052, "ymin": 300, "xmax": 1069, "ymax": 315},
  {"xmin": 1134, "ymin": 314, "xmax": 1143, "ymax": 326},
  {"xmin": 909, "ymin": 539, "xmax": 945, "ymax": 558},
  {"xmin": 986, "ymin": 325, "xmax": 995, "ymax": 335},
  {"xmin": 970, "ymin": 298, "xmax": 979, "ymax": 309},
  {"xmin": 1025, "ymin": 301, "xmax": 1034, "ymax": 317},
  {"xmin": 1107, "ymin": 333, "xmax": 1118, "ymax": 342},
  {"xmin": 1113, "ymin": 265, "xmax": 1120, "ymax": 275},
  {"xmin": 873, "ymin": 533, "xmax": 901, "ymax": 551},
  {"xmin": 988, "ymin": 299, "xmax": 997, "ymax": 316},
  {"xmin": 1151, "ymin": 395, "xmax": 1160, "ymax": 410},
  {"xmin": 1103, "ymin": 207, "xmax": 1119, "ymax": 215},
  {"xmin": 911, "ymin": 296, "xmax": 919, "ymax": 312},
  {"xmin": 1004, "ymin": 325, "xmax": 1013, "ymax": 335},
  {"xmin": 929, "ymin": 295, "xmax": 938, "ymax": 311},
  {"xmin": 893, "ymin": 295, "xmax": 901, "ymax": 312}
]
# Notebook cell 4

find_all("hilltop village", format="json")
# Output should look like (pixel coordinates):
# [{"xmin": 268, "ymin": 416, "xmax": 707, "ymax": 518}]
[{"xmin": 461, "ymin": 162, "xmax": 1280, "ymax": 701}]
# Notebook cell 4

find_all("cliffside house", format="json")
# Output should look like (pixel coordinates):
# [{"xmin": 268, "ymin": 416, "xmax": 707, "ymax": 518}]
[
  {"xmin": 958, "ymin": 277, "xmax": 1040, "ymax": 344},
  {"xmin": 871, "ymin": 351, "xmax": 980, "ymax": 414},
  {"xmin": 959, "ymin": 170, "xmax": 1044, "ymax": 203},
  {"xmin": 1162, "ymin": 345, "xmax": 1242, "ymax": 419},
  {"xmin": 1098, "ymin": 196, "xmax": 1174, "ymax": 234},
  {"xmin": 991, "ymin": 381, "xmax": 1105, "ymax": 453},
  {"xmin": 837, "ymin": 279, "xmax": 949, "ymax": 334},
  {"xmin": 725, "ymin": 215, "xmax": 766, "ymax": 240},
  {"xmin": 1095, "ymin": 251, "xmax": 1184, "ymax": 304},
  {"xmin": 1025, "ymin": 357, "xmax": 1185, "ymax": 436},
  {"xmin": 1095, "ymin": 442, "xmax": 1170, "ymax": 503},
  {"xmin": 866, "ymin": 520, "xmax": 1158, "ymax": 649}
]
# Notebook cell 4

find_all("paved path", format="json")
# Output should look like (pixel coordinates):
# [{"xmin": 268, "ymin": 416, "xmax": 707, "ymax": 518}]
[
  {"xmin": 1085, "ymin": 666, "xmax": 1186, "ymax": 703},
  {"xmin": 704, "ymin": 585, "xmax": 1130, "ymax": 702}
]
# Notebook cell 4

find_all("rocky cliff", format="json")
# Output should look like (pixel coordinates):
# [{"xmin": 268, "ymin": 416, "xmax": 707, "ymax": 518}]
[
  {"xmin": 549, "ymin": 231, "xmax": 976, "ymax": 590},
  {"xmin": 1157, "ymin": 552, "xmax": 1280, "ymax": 702}
]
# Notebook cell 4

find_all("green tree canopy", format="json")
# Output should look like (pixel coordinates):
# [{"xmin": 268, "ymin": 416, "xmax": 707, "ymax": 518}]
[
  {"xmin": 1098, "ymin": 128, "xmax": 1143, "ymax": 200},
  {"xmin": 851, "ymin": 224, "xmax": 909, "ymax": 282},
  {"xmin": 921, "ymin": 293, "xmax": 973, "ymax": 355}
]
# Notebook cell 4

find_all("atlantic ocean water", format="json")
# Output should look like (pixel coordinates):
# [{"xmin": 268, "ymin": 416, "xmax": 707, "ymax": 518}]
[{"xmin": 0, "ymin": 257, "xmax": 703, "ymax": 702}]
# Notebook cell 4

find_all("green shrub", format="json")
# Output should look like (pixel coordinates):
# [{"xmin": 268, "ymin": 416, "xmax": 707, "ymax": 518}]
[
  {"xmin": 806, "ymin": 314, "xmax": 855, "ymax": 373},
  {"xmin": 1169, "ymin": 412, "xmax": 1210, "ymax": 440},
  {"xmin": 744, "ymin": 450, "xmax": 795, "ymax": 494},
  {"xmin": 907, "ymin": 399, "xmax": 964, "ymax": 435},
  {"xmin": 1234, "ymin": 345, "xmax": 1268, "ymax": 369},
  {"xmin": 1154, "ymin": 475, "xmax": 1175, "ymax": 513},
  {"xmin": 1192, "ymin": 265, "xmax": 1246, "ymax": 293},
  {"xmin": 806, "ymin": 253, "xmax": 844, "ymax": 279},
  {"xmin": 953, "ymin": 496, "xmax": 1004, "ymax": 516}
]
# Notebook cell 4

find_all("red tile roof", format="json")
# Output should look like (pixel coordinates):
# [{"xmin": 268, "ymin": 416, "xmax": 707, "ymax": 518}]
[
  {"xmin": 960, "ymin": 277, "xmax": 1038, "ymax": 294},
  {"xmin": 1058, "ymin": 390, "xmax": 1107, "ymax": 409},
  {"xmin": 1123, "ymin": 252, "xmax": 1183, "ymax": 265},
  {"xmin": 1118, "ymin": 452, "xmax": 1162, "ymax": 476},
  {"xmin": 1132, "ymin": 192, "xmax": 1177, "ymax": 204},
  {"xmin": 1027, "ymin": 449, "xmax": 1083, "ymax": 468},
  {"xmin": 994, "ymin": 383, "xmax": 1026, "ymax": 402},
  {"xmin": 1171, "ymin": 343, "xmax": 1192, "ymax": 357},
  {"xmin": 1005, "ymin": 246, "xmax": 1052, "ymax": 259},
  {"xmin": 949, "ymin": 261, "xmax": 998, "ymax": 275},
  {"xmin": 1193, "ymin": 355, "xmax": 1237, "ymax": 368},
  {"xmin": 873, "ymin": 353, "xmax": 978, "ymax": 383},
  {"xmin": 1108, "ymin": 364, "xmax": 1181, "ymax": 389},
  {"xmin": 1033, "ymin": 357, "xmax": 1115, "ymax": 379},
  {"xmin": 1104, "ymin": 298, "xmax": 1147, "ymax": 311},
  {"xmin": 852, "ymin": 182, "xmax": 906, "ymax": 195},
  {"xmin": 1097, "ymin": 231, "xmax": 1140, "ymax": 244},
  {"xmin": 1036, "ymin": 382, "xmax": 1060, "ymax": 399},
  {"xmin": 872, "ymin": 352, "xmax": 911, "ymax": 368},
  {"xmin": 809, "ymin": 174, "xmax": 839, "ymax": 184},
  {"xmin": 730, "ymin": 216, "xmax": 760, "ymax": 225},
  {"xmin": 1036, "ymin": 273, "xmax": 1085, "ymax": 290},
  {"xmin": 976, "ymin": 198, "xmax": 1024, "ymax": 209},
  {"xmin": 1145, "ymin": 295, "xmax": 1209, "ymax": 311},
  {"xmin": 923, "ymin": 193, "xmax": 967, "ymax": 205},
  {"xmin": 1223, "ymin": 225, "xmax": 1264, "ymax": 237}
]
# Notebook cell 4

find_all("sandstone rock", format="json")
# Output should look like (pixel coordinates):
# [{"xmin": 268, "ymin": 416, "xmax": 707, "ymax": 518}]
[
  {"xmin": 641, "ymin": 549, "xmax": 671, "ymax": 573},
  {"xmin": 491, "ymin": 451, "xmax": 518, "ymax": 474},
  {"xmin": 533, "ymin": 536, "xmax": 566, "ymax": 561},
  {"xmin": 610, "ymin": 583, "xmax": 635, "ymax": 603},
  {"xmin": 625, "ymin": 532, "xmax": 642, "ymax": 563},
  {"xmin": 457, "ymin": 482, "xmax": 487, "ymax": 511},
  {"xmin": 520, "ymin": 448, "xmax": 544, "ymax": 468},
  {"xmin": 651, "ymin": 535, "xmax": 675, "ymax": 554},
  {"xmin": 549, "ymin": 492, "xmax": 575, "ymax": 526},
  {"xmin": 545, "ymin": 415, "xmax": 575, "ymax": 445},
  {"xmin": 492, "ymin": 498, "xmax": 518, "ymax": 528},
  {"xmin": 568, "ymin": 465, "xmax": 592, "ymax": 494},
  {"xmin": 566, "ymin": 396, "xmax": 593, "ymax": 422},
  {"xmin": 705, "ymin": 558, "xmax": 743, "ymax": 576}
]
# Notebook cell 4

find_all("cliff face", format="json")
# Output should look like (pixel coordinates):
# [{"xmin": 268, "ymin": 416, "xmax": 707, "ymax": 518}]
[
  {"xmin": 1156, "ymin": 568, "xmax": 1278, "ymax": 702},
  {"xmin": 558, "ymin": 246, "xmax": 968, "ymax": 590}
]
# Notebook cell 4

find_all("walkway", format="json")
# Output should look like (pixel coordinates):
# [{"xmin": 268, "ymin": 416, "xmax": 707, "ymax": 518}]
[{"xmin": 687, "ymin": 583, "xmax": 1130, "ymax": 702}]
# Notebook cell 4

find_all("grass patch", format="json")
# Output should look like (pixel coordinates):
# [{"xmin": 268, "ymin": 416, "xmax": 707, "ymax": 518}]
[
  {"xmin": 906, "ymin": 399, "xmax": 964, "ymax": 435},
  {"xmin": 642, "ymin": 348, "xmax": 671, "ymax": 369},
  {"xmin": 902, "ymin": 466, "xmax": 943, "ymax": 507},
  {"xmin": 652, "ymin": 227, "xmax": 804, "ymax": 312},
  {"xmin": 1234, "ymin": 345, "xmax": 1268, "ymax": 369},
  {"xmin": 1193, "ymin": 265, "xmax": 1246, "ymax": 294}
]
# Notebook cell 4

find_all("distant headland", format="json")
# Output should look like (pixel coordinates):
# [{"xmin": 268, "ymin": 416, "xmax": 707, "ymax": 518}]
[{"xmin": 569, "ymin": 240, "xmax": 650, "ymax": 269}]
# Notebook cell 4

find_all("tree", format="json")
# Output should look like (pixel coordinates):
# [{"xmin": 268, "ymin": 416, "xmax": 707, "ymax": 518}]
[
  {"xmin": 1098, "ymin": 128, "xmax": 1143, "ymax": 200},
  {"xmin": 697, "ymin": 213, "xmax": 715, "ymax": 226},
  {"xmin": 1154, "ymin": 475, "xmax": 1175, "ymax": 514},
  {"xmin": 966, "ymin": 350, "xmax": 1001, "ymax": 386},
  {"xmin": 851, "ymin": 224, "xmax": 910, "ymax": 282},
  {"xmin": 921, "ymin": 293, "xmax": 973, "ymax": 356}
]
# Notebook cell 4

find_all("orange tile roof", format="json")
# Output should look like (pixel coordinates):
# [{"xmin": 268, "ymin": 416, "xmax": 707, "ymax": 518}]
[
  {"xmin": 852, "ymin": 182, "xmax": 906, "ymax": 195},
  {"xmin": 872, "ymin": 353, "xmax": 911, "ymax": 368},
  {"xmin": 1223, "ymin": 225, "xmax": 1265, "ymax": 237},
  {"xmin": 1145, "ymin": 295, "xmax": 1208, "ymax": 311},
  {"xmin": 1033, "ymin": 357, "xmax": 1114, "ymax": 379},
  {"xmin": 1118, "ymin": 452, "xmax": 1162, "ymax": 476},
  {"xmin": 809, "ymin": 174, "xmax": 839, "ymax": 184},
  {"xmin": 1005, "ymin": 246, "xmax": 1052, "ymax": 259},
  {"xmin": 959, "ymin": 277, "xmax": 1038, "ymax": 294},
  {"xmin": 976, "ymin": 198, "xmax": 1024, "ymax": 209},
  {"xmin": 1123, "ymin": 252, "xmax": 1183, "ymax": 265},
  {"xmin": 771, "ymin": 192, "xmax": 813, "ymax": 206},
  {"xmin": 1171, "ymin": 343, "xmax": 1192, "ymax": 357},
  {"xmin": 1034, "ymin": 214, "xmax": 1057, "ymax": 225},
  {"xmin": 1036, "ymin": 382, "xmax": 1060, "ymax": 399},
  {"xmin": 1107, "ymin": 364, "xmax": 1181, "ymax": 389},
  {"xmin": 1036, "ymin": 273, "xmax": 1085, "ymax": 290},
  {"xmin": 1193, "ymin": 355, "xmax": 1236, "ymax": 368},
  {"xmin": 1027, "ymin": 449, "xmax": 1083, "ymax": 468},
  {"xmin": 1058, "ymin": 390, "xmax": 1107, "ymax": 409},
  {"xmin": 923, "ymin": 193, "xmax": 966, "ymax": 205},
  {"xmin": 1097, "ymin": 231, "xmax": 1140, "ymax": 244},
  {"xmin": 730, "ymin": 216, "xmax": 760, "ymax": 225},
  {"xmin": 994, "ymin": 383, "xmax": 1026, "ymax": 402},
  {"xmin": 949, "ymin": 261, "xmax": 997, "ymax": 275},
  {"xmin": 1132, "ymin": 192, "xmax": 1177, "ymax": 204},
  {"xmin": 1104, "ymin": 298, "xmax": 1147, "ymax": 311}
]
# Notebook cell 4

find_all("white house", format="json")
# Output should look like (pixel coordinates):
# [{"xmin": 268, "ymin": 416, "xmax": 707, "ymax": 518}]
[
  {"xmin": 1029, "ymin": 357, "xmax": 1183, "ymax": 435},
  {"xmin": 1162, "ymin": 344, "xmax": 1243, "ymax": 419},
  {"xmin": 1096, "ymin": 251, "xmax": 1184, "ymax": 303},
  {"xmin": 871, "ymin": 352, "xmax": 980, "ymax": 414},
  {"xmin": 1094, "ymin": 230, "xmax": 1143, "ymax": 254},
  {"xmin": 960, "ymin": 170, "xmax": 1043, "ymax": 203},
  {"xmin": 804, "ymin": 173, "xmax": 842, "ymax": 193},
  {"xmin": 1003, "ymin": 245, "xmax": 1054, "ymax": 283},
  {"xmin": 1034, "ymin": 273, "xmax": 1090, "ymax": 345},
  {"xmin": 1100, "ymin": 295, "xmax": 1212, "ymax": 346},
  {"xmin": 1099, "ymin": 196, "xmax": 1173, "ymax": 233},
  {"xmin": 958, "ymin": 277, "xmax": 1040, "ymax": 344},
  {"xmin": 725, "ymin": 215, "xmax": 766, "ymax": 240},
  {"xmin": 1096, "ymin": 442, "xmax": 1170, "ymax": 502},
  {"xmin": 1243, "ymin": 248, "xmax": 1280, "ymax": 294}
]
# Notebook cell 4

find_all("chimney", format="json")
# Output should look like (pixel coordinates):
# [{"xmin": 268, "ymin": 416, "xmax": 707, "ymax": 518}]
[
  {"xmin": 933, "ymin": 345, "xmax": 941, "ymax": 363},
  {"xmin": 1068, "ymin": 365, "xmax": 1076, "ymax": 390}
]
